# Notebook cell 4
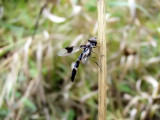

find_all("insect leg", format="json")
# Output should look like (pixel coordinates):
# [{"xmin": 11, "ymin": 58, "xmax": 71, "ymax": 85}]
[
  {"xmin": 92, "ymin": 61, "xmax": 100, "ymax": 68},
  {"xmin": 92, "ymin": 50, "xmax": 105, "ymax": 57},
  {"xmin": 92, "ymin": 50, "xmax": 100, "ymax": 54},
  {"xmin": 92, "ymin": 56, "xmax": 99, "ymax": 60},
  {"xmin": 90, "ymin": 55, "xmax": 101, "ymax": 69},
  {"xmin": 80, "ymin": 45, "xmax": 86, "ymax": 48}
]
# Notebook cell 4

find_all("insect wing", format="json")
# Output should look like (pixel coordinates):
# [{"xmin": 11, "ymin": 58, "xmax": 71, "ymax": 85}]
[
  {"xmin": 57, "ymin": 46, "xmax": 80, "ymax": 56},
  {"xmin": 81, "ymin": 55, "xmax": 89, "ymax": 64}
]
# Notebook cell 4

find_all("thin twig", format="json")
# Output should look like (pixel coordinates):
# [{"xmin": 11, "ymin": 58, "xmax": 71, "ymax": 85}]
[
  {"xmin": 97, "ymin": 0, "xmax": 107, "ymax": 120},
  {"xmin": 32, "ymin": 3, "xmax": 48, "ymax": 39}
]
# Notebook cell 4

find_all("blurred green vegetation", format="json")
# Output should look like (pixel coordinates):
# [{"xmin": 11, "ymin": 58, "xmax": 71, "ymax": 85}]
[{"xmin": 0, "ymin": 0, "xmax": 160, "ymax": 120}]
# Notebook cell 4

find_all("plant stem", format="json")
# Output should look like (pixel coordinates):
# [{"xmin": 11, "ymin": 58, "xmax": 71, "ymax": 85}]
[{"xmin": 97, "ymin": 0, "xmax": 107, "ymax": 120}]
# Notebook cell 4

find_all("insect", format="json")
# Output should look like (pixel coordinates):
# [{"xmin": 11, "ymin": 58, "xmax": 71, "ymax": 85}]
[{"xmin": 57, "ymin": 36, "xmax": 99, "ymax": 82}]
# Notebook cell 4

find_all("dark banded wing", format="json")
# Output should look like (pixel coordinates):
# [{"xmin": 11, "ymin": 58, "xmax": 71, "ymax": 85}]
[{"xmin": 57, "ymin": 46, "xmax": 80, "ymax": 56}]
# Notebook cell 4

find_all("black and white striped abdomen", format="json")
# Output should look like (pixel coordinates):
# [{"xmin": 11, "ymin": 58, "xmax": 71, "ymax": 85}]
[{"xmin": 71, "ymin": 53, "xmax": 83, "ymax": 82}]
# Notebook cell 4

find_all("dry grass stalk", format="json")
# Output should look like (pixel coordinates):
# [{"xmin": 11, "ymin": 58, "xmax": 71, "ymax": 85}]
[{"xmin": 97, "ymin": 0, "xmax": 107, "ymax": 119}]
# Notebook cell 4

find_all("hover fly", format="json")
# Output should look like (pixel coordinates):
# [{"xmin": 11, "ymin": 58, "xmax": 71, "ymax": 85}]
[{"xmin": 57, "ymin": 36, "xmax": 98, "ymax": 82}]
